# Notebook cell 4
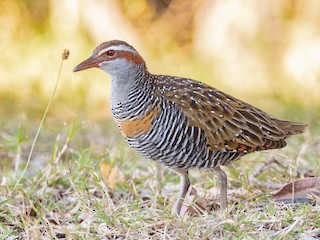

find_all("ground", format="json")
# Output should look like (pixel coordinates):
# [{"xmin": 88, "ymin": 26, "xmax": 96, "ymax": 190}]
[{"xmin": 0, "ymin": 117, "xmax": 319, "ymax": 239}]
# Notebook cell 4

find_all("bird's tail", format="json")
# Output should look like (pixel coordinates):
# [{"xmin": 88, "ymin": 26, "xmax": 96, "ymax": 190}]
[{"xmin": 273, "ymin": 119, "xmax": 307, "ymax": 136}]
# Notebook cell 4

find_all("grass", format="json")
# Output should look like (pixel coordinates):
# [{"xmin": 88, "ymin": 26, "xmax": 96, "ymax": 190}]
[
  {"xmin": 1, "ymin": 2, "xmax": 320, "ymax": 238},
  {"xmin": 0, "ymin": 46, "xmax": 319, "ymax": 240},
  {"xmin": 0, "ymin": 37, "xmax": 320, "ymax": 239},
  {"xmin": 0, "ymin": 118, "xmax": 319, "ymax": 239}
]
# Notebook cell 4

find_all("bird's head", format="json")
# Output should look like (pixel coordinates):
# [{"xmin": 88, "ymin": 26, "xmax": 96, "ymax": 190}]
[{"xmin": 73, "ymin": 40, "xmax": 146, "ymax": 76}]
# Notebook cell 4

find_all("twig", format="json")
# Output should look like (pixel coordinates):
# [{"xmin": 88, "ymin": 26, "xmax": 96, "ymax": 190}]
[
  {"xmin": 253, "ymin": 156, "xmax": 285, "ymax": 178},
  {"xmin": 250, "ymin": 156, "xmax": 285, "ymax": 190},
  {"xmin": 249, "ymin": 176, "xmax": 283, "ymax": 190}
]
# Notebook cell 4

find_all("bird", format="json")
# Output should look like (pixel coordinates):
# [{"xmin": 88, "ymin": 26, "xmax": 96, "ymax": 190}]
[{"xmin": 73, "ymin": 40, "xmax": 307, "ymax": 215}]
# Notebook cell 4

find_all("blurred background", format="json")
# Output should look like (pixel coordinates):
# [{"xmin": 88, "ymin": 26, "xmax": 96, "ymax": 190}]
[{"xmin": 0, "ymin": 0, "xmax": 319, "ymax": 129}]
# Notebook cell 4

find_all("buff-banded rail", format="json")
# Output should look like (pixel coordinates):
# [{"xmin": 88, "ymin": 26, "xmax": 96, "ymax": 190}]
[{"xmin": 74, "ymin": 40, "xmax": 306, "ymax": 215}]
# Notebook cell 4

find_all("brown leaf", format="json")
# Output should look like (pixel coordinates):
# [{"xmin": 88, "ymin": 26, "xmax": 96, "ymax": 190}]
[
  {"xmin": 100, "ymin": 162, "xmax": 119, "ymax": 189},
  {"xmin": 271, "ymin": 177, "xmax": 320, "ymax": 201},
  {"xmin": 181, "ymin": 187, "xmax": 214, "ymax": 216}
]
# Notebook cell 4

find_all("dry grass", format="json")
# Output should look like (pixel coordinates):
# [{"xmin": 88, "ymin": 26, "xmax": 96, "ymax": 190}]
[
  {"xmin": 1, "ymin": 2, "xmax": 320, "ymax": 238},
  {"xmin": 0, "ymin": 119, "xmax": 319, "ymax": 239}
]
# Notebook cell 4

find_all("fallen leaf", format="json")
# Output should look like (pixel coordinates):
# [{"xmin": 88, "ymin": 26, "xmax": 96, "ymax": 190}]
[
  {"xmin": 271, "ymin": 177, "xmax": 320, "ymax": 202},
  {"xmin": 181, "ymin": 187, "xmax": 215, "ymax": 216},
  {"xmin": 100, "ymin": 162, "xmax": 119, "ymax": 189}
]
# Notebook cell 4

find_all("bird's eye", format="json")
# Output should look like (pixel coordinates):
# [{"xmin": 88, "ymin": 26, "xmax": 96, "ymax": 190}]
[{"xmin": 106, "ymin": 50, "xmax": 115, "ymax": 56}]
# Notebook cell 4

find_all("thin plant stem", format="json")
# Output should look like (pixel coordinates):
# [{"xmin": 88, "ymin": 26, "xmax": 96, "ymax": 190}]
[{"xmin": 11, "ymin": 50, "xmax": 70, "ymax": 193}]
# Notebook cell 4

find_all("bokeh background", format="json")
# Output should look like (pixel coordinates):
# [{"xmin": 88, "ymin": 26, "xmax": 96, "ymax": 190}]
[
  {"xmin": 1, "ymin": 0, "xmax": 319, "ymax": 129},
  {"xmin": 0, "ymin": 2, "xmax": 319, "ymax": 238}
]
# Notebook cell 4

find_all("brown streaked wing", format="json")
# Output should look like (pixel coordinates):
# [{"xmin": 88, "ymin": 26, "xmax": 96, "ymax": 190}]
[{"xmin": 159, "ymin": 77, "xmax": 293, "ymax": 152}]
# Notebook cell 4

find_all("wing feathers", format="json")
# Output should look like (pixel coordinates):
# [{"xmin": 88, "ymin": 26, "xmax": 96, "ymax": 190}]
[{"xmin": 157, "ymin": 76, "xmax": 306, "ymax": 153}]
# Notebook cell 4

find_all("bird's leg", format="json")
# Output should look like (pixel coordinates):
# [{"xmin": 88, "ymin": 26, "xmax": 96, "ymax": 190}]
[
  {"xmin": 172, "ymin": 170, "xmax": 190, "ymax": 215},
  {"xmin": 213, "ymin": 166, "xmax": 228, "ymax": 210}
]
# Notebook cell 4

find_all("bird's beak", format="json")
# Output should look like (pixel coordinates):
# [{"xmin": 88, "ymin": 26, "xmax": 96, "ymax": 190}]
[{"xmin": 73, "ymin": 55, "xmax": 100, "ymax": 72}]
